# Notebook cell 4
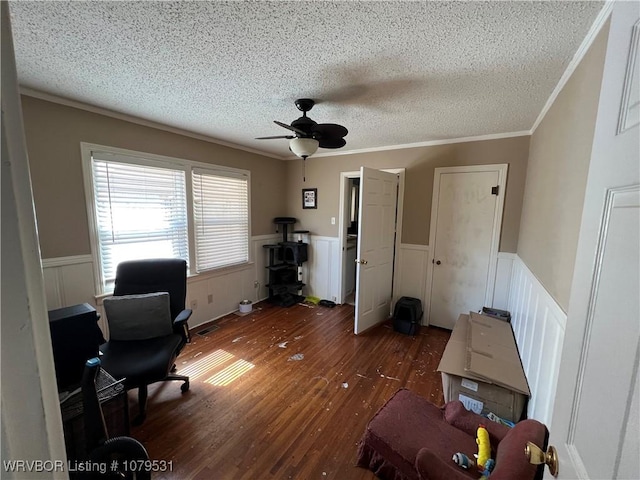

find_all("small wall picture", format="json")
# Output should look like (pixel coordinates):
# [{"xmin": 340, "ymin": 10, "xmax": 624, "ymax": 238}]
[{"xmin": 302, "ymin": 188, "xmax": 317, "ymax": 209}]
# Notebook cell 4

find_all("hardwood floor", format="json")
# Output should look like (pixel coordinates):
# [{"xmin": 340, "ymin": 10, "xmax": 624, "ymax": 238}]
[{"xmin": 128, "ymin": 301, "xmax": 450, "ymax": 480}]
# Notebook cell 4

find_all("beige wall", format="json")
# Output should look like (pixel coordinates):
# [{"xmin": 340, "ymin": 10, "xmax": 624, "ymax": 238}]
[
  {"xmin": 21, "ymin": 96, "xmax": 287, "ymax": 259},
  {"xmin": 284, "ymin": 136, "xmax": 530, "ymax": 252},
  {"xmin": 517, "ymin": 23, "xmax": 609, "ymax": 311}
]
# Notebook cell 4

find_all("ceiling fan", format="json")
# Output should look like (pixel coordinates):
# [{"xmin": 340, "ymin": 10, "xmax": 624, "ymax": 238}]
[{"xmin": 256, "ymin": 98, "xmax": 348, "ymax": 160}]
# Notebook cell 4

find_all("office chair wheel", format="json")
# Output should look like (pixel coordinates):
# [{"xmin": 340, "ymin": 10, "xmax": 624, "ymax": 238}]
[
  {"xmin": 181, "ymin": 380, "xmax": 190, "ymax": 393},
  {"xmin": 89, "ymin": 436, "xmax": 151, "ymax": 480}
]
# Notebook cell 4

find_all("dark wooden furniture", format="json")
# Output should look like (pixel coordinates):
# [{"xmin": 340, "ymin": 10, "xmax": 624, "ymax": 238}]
[{"xmin": 48, "ymin": 303, "xmax": 105, "ymax": 392}]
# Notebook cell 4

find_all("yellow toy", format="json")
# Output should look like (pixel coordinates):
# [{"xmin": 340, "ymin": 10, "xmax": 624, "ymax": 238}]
[
  {"xmin": 452, "ymin": 424, "xmax": 495, "ymax": 477},
  {"xmin": 476, "ymin": 424, "xmax": 491, "ymax": 469}
]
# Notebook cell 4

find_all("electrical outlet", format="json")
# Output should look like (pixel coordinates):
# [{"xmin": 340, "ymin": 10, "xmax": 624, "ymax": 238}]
[
  {"xmin": 207, "ymin": 294, "xmax": 213, "ymax": 304},
  {"xmin": 254, "ymin": 281, "xmax": 259, "ymax": 288},
  {"xmin": 331, "ymin": 217, "xmax": 336, "ymax": 225},
  {"xmin": 190, "ymin": 299, "xmax": 198, "ymax": 310},
  {"xmin": 332, "ymin": 296, "xmax": 337, "ymax": 302}
]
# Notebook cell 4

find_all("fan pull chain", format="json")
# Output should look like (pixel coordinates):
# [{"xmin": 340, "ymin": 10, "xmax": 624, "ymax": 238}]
[{"xmin": 303, "ymin": 157, "xmax": 306, "ymax": 182}]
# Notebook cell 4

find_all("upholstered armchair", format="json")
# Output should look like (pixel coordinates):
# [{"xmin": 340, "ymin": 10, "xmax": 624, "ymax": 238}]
[{"xmin": 357, "ymin": 389, "xmax": 547, "ymax": 480}]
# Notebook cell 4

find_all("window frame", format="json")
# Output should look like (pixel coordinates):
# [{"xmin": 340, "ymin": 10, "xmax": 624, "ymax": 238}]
[{"xmin": 81, "ymin": 143, "xmax": 252, "ymax": 295}]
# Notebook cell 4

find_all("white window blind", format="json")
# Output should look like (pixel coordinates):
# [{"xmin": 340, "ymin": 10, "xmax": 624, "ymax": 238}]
[
  {"xmin": 192, "ymin": 169, "xmax": 249, "ymax": 272},
  {"xmin": 91, "ymin": 157, "xmax": 189, "ymax": 285}
]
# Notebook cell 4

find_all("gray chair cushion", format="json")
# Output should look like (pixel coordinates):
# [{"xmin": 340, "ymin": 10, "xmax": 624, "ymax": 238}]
[{"xmin": 103, "ymin": 292, "xmax": 173, "ymax": 341}]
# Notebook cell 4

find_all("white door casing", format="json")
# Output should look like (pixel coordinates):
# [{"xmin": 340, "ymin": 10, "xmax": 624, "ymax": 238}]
[
  {"xmin": 549, "ymin": 2, "xmax": 640, "ymax": 479},
  {"xmin": 426, "ymin": 164, "xmax": 507, "ymax": 330},
  {"xmin": 354, "ymin": 167, "xmax": 399, "ymax": 335}
]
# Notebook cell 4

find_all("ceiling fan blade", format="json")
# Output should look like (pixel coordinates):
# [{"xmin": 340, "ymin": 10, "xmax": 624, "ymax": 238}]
[
  {"xmin": 318, "ymin": 137, "xmax": 347, "ymax": 149},
  {"xmin": 313, "ymin": 123, "xmax": 348, "ymax": 139},
  {"xmin": 274, "ymin": 120, "xmax": 306, "ymax": 136},
  {"xmin": 255, "ymin": 135, "xmax": 295, "ymax": 140}
]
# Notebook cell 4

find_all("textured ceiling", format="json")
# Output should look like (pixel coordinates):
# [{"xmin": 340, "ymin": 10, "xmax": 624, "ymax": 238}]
[{"xmin": 9, "ymin": 1, "xmax": 605, "ymax": 159}]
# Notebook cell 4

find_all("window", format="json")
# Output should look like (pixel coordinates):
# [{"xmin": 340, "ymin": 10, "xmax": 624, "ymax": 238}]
[
  {"xmin": 91, "ymin": 159, "xmax": 189, "ymax": 284},
  {"xmin": 192, "ymin": 169, "xmax": 249, "ymax": 272},
  {"xmin": 85, "ymin": 146, "xmax": 250, "ymax": 293}
]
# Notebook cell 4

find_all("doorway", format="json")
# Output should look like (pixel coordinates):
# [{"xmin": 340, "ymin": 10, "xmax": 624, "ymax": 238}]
[
  {"xmin": 343, "ymin": 178, "xmax": 360, "ymax": 305},
  {"xmin": 425, "ymin": 164, "xmax": 508, "ymax": 329}
]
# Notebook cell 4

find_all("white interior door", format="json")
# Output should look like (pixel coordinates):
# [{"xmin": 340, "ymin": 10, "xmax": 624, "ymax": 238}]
[
  {"xmin": 427, "ymin": 165, "xmax": 507, "ymax": 330},
  {"xmin": 548, "ymin": 3, "xmax": 640, "ymax": 479},
  {"xmin": 354, "ymin": 167, "xmax": 398, "ymax": 335}
]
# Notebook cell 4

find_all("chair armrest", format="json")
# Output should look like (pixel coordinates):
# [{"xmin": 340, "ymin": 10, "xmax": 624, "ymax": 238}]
[
  {"xmin": 444, "ymin": 401, "xmax": 510, "ymax": 447},
  {"xmin": 174, "ymin": 309, "xmax": 192, "ymax": 326},
  {"xmin": 489, "ymin": 419, "xmax": 547, "ymax": 480},
  {"xmin": 173, "ymin": 309, "xmax": 192, "ymax": 343},
  {"xmin": 415, "ymin": 448, "xmax": 473, "ymax": 480}
]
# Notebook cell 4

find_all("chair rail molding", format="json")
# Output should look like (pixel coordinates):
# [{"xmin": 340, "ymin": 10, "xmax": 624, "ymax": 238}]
[{"xmin": 41, "ymin": 234, "xmax": 281, "ymax": 333}]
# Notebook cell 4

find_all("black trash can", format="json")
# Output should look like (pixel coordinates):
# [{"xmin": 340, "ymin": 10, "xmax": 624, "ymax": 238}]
[{"xmin": 393, "ymin": 297, "xmax": 423, "ymax": 335}]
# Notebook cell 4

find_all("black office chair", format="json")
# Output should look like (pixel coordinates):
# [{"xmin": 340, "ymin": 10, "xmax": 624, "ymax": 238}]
[{"xmin": 100, "ymin": 259, "xmax": 191, "ymax": 425}]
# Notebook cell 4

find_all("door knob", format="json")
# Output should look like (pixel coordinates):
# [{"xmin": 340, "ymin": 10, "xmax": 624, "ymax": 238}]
[
  {"xmin": 355, "ymin": 259, "xmax": 368, "ymax": 265},
  {"xmin": 525, "ymin": 442, "xmax": 558, "ymax": 477},
  {"xmin": 435, "ymin": 260, "xmax": 441, "ymax": 265}
]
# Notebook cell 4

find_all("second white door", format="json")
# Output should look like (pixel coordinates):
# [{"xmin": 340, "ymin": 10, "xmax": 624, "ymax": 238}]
[{"xmin": 428, "ymin": 165, "xmax": 507, "ymax": 329}]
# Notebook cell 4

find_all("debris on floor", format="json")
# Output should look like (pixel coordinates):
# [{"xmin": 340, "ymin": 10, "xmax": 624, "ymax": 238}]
[
  {"xmin": 376, "ymin": 367, "xmax": 400, "ymax": 381},
  {"xmin": 278, "ymin": 341, "xmax": 288, "ymax": 348},
  {"xmin": 288, "ymin": 353, "xmax": 304, "ymax": 361}
]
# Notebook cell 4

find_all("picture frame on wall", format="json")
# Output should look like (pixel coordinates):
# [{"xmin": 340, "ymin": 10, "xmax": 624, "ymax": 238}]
[{"xmin": 302, "ymin": 188, "xmax": 317, "ymax": 209}]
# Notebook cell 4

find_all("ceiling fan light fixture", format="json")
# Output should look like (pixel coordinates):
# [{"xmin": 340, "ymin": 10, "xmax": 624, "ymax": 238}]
[{"xmin": 289, "ymin": 137, "xmax": 319, "ymax": 159}]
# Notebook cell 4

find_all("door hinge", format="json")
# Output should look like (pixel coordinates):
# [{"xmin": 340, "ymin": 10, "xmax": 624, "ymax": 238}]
[{"xmin": 491, "ymin": 185, "xmax": 499, "ymax": 195}]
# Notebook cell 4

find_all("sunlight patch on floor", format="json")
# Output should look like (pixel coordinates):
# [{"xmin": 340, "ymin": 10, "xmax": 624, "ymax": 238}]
[
  {"xmin": 178, "ymin": 349, "xmax": 235, "ymax": 379},
  {"xmin": 204, "ymin": 359, "xmax": 255, "ymax": 386}
]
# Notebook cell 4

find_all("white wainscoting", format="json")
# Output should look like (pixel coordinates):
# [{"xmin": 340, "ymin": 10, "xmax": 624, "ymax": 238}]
[
  {"xmin": 183, "ymin": 233, "xmax": 278, "ymax": 329},
  {"xmin": 507, "ymin": 255, "xmax": 567, "ymax": 426},
  {"xmin": 305, "ymin": 236, "xmax": 341, "ymax": 302},
  {"xmin": 394, "ymin": 244, "xmax": 430, "ymax": 315},
  {"xmin": 41, "ymin": 234, "xmax": 280, "ymax": 336},
  {"xmin": 41, "ymin": 255, "xmax": 106, "ymax": 332},
  {"xmin": 393, "ymin": 245, "xmax": 514, "ymax": 325},
  {"xmin": 42, "ymin": 255, "xmax": 97, "ymax": 310},
  {"xmin": 493, "ymin": 252, "xmax": 517, "ymax": 310}
]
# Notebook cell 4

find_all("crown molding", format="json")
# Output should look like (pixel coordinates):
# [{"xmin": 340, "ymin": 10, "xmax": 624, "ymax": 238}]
[
  {"xmin": 286, "ymin": 130, "xmax": 532, "ymax": 160},
  {"xmin": 23, "ymin": 87, "xmax": 531, "ymax": 161},
  {"xmin": 19, "ymin": 87, "xmax": 285, "ymax": 160},
  {"xmin": 530, "ymin": 1, "xmax": 614, "ymax": 134}
]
